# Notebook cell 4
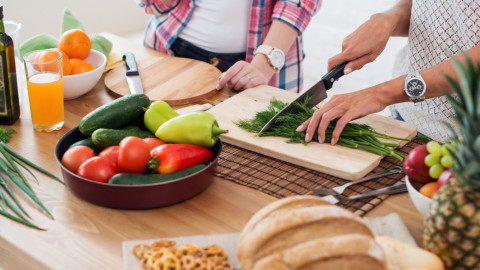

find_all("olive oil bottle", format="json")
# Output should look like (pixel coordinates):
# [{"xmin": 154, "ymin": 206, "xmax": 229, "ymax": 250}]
[{"xmin": 0, "ymin": 5, "xmax": 20, "ymax": 124}]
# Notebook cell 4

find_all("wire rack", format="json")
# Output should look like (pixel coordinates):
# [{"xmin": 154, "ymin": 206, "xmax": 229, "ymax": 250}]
[{"xmin": 214, "ymin": 137, "xmax": 423, "ymax": 216}]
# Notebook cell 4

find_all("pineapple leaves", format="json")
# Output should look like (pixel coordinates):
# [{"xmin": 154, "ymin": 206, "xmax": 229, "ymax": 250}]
[
  {"xmin": 474, "ymin": 136, "xmax": 480, "ymax": 160},
  {"xmin": 443, "ymin": 52, "xmax": 480, "ymax": 188}
]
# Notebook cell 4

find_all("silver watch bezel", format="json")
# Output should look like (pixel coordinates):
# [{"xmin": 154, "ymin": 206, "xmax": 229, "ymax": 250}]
[{"xmin": 404, "ymin": 71, "xmax": 426, "ymax": 102}]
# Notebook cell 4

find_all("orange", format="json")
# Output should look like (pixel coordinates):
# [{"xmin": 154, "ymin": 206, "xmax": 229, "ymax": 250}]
[
  {"xmin": 58, "ymin": 49, "xmax": 71, "ymax": 76},
  {"xmin": 419, "ymin": 182, "xmax": 438, "ymax": 199},
  {"xmin": 69, "ymin": 58, "xmax": 95, "ymax": 75},
  {"xmin": 58, "ymin": 29, "xmax": 91, "ymax": 59},
  {"xmin": 33, "ymin": 49, "xmax": 62, "ymax": 74}
]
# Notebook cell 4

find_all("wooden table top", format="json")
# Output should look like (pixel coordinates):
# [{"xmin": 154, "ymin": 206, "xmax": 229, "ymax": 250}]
[{"xmin": 0, "ymin": 33, "xmax": 425, "ymax": 269}]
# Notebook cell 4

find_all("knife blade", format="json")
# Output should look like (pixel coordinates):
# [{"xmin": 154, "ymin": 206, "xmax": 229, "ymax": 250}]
[
  {"xmin": 122, "ymin": 52, "xmax": 144, "ymax": 95},
  {"xmin": 259, "ymin": 61, "xmax": 348, "ymax": 134}
]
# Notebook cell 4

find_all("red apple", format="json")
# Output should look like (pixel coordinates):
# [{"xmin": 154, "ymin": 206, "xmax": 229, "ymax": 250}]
[
  {"xmin": 404, "ymin": 145, "xmax": 434, "ymax": 183},
  {"xmin": 437, "ymin": 169, "xmax": 453, "ymax": 190}
]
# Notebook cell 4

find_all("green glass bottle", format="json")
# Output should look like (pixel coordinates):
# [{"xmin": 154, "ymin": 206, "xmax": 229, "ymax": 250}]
[{"xmin": 0, "ymin": 5, "xmax": 20, "ymax": 124}]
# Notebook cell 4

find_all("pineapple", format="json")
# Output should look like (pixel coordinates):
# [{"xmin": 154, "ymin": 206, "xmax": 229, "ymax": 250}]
[{"xmin": 423, "ymin": 53, "xmax": 480, "ymax": 269}]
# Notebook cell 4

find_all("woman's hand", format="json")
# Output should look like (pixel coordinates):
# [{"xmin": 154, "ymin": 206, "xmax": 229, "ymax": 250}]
[
  {"xmin": 216, "ymin": 61, "xmax": 270, "ymax": 92},
  {"xmin": 328, "ymin": 13, "xmax": 397, "ymax": 74},
  {"xmin": 296, "ymin": 86, "xmax": 390, "ymax": 145}
]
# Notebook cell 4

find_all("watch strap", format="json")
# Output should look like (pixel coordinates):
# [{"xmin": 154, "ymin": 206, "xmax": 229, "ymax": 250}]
[
  {"xmin": 409, "ymin": 96, "xmax": 426, "ymax": 102},
  {"xmin": 254, "ymin": 45, "xmax": 274, "ymax": 56}
]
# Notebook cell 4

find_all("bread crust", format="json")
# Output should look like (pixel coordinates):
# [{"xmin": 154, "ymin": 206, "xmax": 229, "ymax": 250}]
[
  {"xmin": 240, "ymin": 195, "xmax": 331, "ymax": 236},
  {"xmin": 375, "ymin": 235, "xmax": 445, "ymax": 270},
  {"xmin": 237, "ymin": 196, "xmax": 383, "ymax": 270},
  {"xmin": 252, "ymin": 234, "xmax": 386, "ymax": 270}
]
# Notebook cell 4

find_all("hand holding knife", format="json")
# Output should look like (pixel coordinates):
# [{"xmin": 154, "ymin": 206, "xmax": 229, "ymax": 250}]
[{"xmin": 259, "ymin": 61, "xmax": 349, "ymax": 134}]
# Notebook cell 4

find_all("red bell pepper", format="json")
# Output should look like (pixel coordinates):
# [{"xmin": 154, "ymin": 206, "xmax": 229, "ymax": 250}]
[{"xmin": 148, "ymin": 144, "xmax": 214, "ymax": 174}]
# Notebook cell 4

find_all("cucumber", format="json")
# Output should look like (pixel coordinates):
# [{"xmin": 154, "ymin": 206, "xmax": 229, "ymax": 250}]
[
  {"xmin": 109, "ymin": 164, "xmax": 207, "ymax": 185},
  {"xmin": 79, "ymin": 94, "xmax": 150, "ymax": 136},
  {"xmin": 69, "ymin": 138, "xmax": 103, "ymax": 154},
  {"xmin": 122, "ymin": 125, "xmax": 141, "ymax": 131},
  {"xmin": 92, "ymin": 128, "xmax": 154, "ymax": 148}
]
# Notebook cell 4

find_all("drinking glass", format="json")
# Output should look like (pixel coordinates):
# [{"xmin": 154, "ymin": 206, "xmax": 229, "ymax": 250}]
[{"xmin": 23, "ymin": 49, "xmax": 64, "ymax": 132}]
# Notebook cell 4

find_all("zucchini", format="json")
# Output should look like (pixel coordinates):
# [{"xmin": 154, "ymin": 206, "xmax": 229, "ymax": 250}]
[
  {"xmin": 92, "ymin": 128, "xmax": 154, "ymax": 148},
  {"xmin": 109, "ymin": 164, "xmax": 207, "ymax": 185},
  {"xmin": 79, "ymin": 94, "xmax": 150, "ymax": 136},
  {"xmin": 69, "ymin": 138, "xmax": 103, "ymax": 154}
]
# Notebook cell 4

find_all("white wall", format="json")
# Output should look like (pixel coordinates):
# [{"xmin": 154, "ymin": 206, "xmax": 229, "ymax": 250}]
[{"xmin": 3, "ymin": 0, "xmax": 150, "ymax": 44}]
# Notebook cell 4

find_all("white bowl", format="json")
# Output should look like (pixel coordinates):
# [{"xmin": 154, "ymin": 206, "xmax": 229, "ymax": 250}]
[
  {"xmin": 63, "ymin": 49, "xmax": 107, "ymax": 100},
  {"xmin": 405, "ymin": 175, "xmax": 433, "ymax": 216}
]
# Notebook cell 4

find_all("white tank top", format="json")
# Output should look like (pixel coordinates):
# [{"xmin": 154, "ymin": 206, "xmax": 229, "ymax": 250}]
[
  {"xmin": 391, "ymin": 0, "xmax": 480, "ymax": 142},
  {"xmin": 178, "ymin": 0, "xmax": 251, "ymax": 53}
]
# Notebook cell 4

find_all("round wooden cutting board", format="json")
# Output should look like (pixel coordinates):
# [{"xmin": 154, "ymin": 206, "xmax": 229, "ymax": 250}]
[{"xmin": 104, "ymin": 56, "xmax": 222, "ymax": 105}]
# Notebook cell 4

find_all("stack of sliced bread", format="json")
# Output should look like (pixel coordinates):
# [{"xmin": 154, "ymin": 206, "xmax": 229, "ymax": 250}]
[{"xmin": 237, "ymin": 195, "xmax": 444, "ymax": 270}]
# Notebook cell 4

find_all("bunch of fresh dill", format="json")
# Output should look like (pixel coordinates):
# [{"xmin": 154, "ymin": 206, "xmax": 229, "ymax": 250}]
[{"xmin": 235, "ymin": 97, "xmax": 409, "ymax": 161}]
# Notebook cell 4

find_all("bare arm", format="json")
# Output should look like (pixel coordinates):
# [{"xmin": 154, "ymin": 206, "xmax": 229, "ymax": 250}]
[
  {"xmin": 328, "ymin": 0, "xmax": 412, "ymax": 73},
  {"xmin": 385, "ymin": 0, "xmax": 412, "ymax": 37},
  {"xmin": 298, "ymin": 45, "xmax": 480, "ymax": 144}
]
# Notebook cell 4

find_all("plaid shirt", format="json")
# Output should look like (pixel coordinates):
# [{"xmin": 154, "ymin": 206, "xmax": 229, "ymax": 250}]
[{"xmin": 136, "ymin": 0, "xmax": 321, "ymax": 93}]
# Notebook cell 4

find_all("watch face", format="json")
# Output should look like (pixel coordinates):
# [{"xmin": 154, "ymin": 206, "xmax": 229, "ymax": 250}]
[
  {"xmin": 270, "ymin": 49, "xmax": 285, "ymax": 68},
  {"xmin": 406, "ymin": 78, "xmax": 425, "ymax": 97}
]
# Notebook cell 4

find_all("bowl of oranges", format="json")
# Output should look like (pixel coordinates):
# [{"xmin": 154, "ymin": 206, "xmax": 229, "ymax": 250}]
[{"xmin": 58, "ymin": 29, "xmax": 107, "ymax": 100}]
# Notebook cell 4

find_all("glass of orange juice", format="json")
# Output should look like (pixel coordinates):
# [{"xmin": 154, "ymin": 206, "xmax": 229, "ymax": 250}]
[{"xmin": 23, "ymin": 49, "xmax": 64, "ymax": 132}]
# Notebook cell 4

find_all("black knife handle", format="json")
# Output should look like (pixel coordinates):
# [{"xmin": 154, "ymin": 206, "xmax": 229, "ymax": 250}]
[
  {"xmin": 321, "ymin": 61, "xmax": 348, "ymax": 90},
  {"xmin": 123, "ymin": 52, "xmax": 139, "ymax": 76}
]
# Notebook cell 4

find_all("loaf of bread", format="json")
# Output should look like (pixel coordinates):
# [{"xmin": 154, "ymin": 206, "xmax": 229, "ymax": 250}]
[
  {"xmin": 237, "ymin": 195, "xmax": 386, "ymax": 270},
  {"xmin": 375, "ymin": 235, "xmax": 445, "ymax": 270},
  {"xmin": 253, "ymin": 234, "xmax": 386, "ymax": 270}
]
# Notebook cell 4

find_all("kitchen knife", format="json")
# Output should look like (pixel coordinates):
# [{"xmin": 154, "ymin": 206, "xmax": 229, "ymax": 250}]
[
  {"xmin": 122, "ymin": 52, "xmax": 144, "ymax": 95},
  {"xmin": 259, "ymin": 61, "xmax": 348, "ymax": 134}
]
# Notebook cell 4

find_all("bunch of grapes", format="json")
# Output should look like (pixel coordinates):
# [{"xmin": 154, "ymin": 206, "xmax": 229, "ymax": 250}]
[{"xmin": 424, "ymin": 141, "xmax": 456, "ymax": 179}]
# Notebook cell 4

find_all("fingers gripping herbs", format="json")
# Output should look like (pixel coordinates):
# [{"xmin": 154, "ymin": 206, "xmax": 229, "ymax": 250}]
[{"xmin": 236, "ymin": 97, "xmax": 409, "ymax": 161}]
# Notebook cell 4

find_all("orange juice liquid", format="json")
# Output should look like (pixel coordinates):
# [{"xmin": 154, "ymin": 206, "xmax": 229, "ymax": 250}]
[{"xmin": 26, "ymin": 73, "xmax": 64, "ymax": 127}]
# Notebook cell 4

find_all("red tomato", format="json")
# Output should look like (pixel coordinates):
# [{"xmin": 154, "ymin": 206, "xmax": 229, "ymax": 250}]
[
  {"xmin": 61, "ymin": 145, "xmax": 95, "ymax": 173},
  {"xmin": 78, "ymin": 156, "xmax": 117, "ymax": 183},
  {"xmin": 99, "ymin": 146, "xmax": 119, "ymax": 168},
  {"xmin": 143, "ymin": 137, "xmax": 165, "ymax": 151},
  {"xmin": 118, "ymin": 136, "xmax": 151, "ymax": 173}
]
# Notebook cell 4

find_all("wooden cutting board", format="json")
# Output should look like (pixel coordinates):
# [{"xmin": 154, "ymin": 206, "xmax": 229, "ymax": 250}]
[
  {"xmin": 207, "ymin": 85, "xmax": 417, "ymax": 180},
  {"xmin": 104, "ymin": 56, "xmax": 221, "ymax": 105}
]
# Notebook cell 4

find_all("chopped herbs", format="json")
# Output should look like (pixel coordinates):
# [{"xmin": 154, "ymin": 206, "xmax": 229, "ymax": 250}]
[
  {"xmin": 0, "ymin": 127, "xmax": 14, "ymax": 143},
  {"xmin": 236, "ymin": 97, "xmax": 409, "ymax": 161}
]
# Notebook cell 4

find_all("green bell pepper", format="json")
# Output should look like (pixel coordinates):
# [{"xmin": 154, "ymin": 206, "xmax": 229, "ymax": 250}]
[
  {"xmin": 155, "ymin": 111, "xmax": 228, "ymax": 148},
  {"xmin": 143, "ymin": 100, "xmax": 179, "ymax": 134}
]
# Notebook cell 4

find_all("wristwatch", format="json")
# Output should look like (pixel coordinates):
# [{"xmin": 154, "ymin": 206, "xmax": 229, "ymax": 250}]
[
  {"xmin": 254, "ymin": 45, "xmax": 285, "ymax": 72},
  {"xmin": 404, "ymin": 71, "xmax": 426, "ymax": 102}
]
